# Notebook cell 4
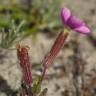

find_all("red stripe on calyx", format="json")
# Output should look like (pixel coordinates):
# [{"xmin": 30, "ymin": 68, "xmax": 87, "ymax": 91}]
[
  {"xmin": 17, "ymin": 44, "xmax": 32, "ymax": 86},
  {"xmin": 43, "ymin": 31, "xmax": 68, "ymax": 68}
]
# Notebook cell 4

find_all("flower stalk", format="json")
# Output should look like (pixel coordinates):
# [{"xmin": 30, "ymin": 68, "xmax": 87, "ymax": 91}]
[{"xmin": 41, "ymin": 31, "xmax": 68, "ymax": 81}]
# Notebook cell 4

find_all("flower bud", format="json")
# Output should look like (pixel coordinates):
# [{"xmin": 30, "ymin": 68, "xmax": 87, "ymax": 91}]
[{"xmin": 17, "ymin": 44, "xmax": 32, "ymax": 86}]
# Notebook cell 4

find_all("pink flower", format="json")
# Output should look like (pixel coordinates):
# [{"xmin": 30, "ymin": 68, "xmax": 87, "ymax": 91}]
[{"xmin": 60, "ymin": 7, "xmax": 91, "ymax": 34}]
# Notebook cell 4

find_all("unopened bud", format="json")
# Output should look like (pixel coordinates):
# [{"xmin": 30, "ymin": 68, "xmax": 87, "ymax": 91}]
[{"xmin": 17, "ymin": 44, "xmax": 32, "ymax": 86}]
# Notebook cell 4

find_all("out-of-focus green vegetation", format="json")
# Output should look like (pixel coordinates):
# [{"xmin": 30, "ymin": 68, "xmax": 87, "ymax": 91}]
[
  {"xmin": 0, "ymin": 0, "xmax": 61, "ymax": 49},
  {"xmin": 0, "ymin": 20, "xmax": 26, "ymax": 49}
]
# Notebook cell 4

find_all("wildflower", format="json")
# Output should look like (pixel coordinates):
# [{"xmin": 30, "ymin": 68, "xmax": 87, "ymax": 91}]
[
  {"xmin": 43, "ymin": 31, "xmax": 68, "ymax": 69},
  {"xmin": 60, "ymin": 7, "xmax": 91, "ymax": 34},
  {"xmin": 17, "ymin": 44, "xmax": 32, "ymax": 86}
]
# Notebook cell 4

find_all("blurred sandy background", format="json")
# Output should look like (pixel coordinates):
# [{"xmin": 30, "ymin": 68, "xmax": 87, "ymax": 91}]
[{"xmin": 0, "ymin": 0, "xmax": 96, "ymax": 96}]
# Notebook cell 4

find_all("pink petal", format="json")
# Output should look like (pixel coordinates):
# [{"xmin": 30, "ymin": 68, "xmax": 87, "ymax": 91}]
[
  {"xmin": 67, "ymin": 16, "xmax": 85, "ymax": 29},
  {"xmin": 74, "ymin": 26, "xmax": 91, "ymax": 34},
  {"xmin": 60, "ymin": 7, "xmax": 71, "ymax": 24}
]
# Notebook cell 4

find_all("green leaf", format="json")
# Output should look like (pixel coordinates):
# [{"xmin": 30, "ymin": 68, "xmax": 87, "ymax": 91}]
[{"xmin": 32, "ymin": 76, "xmax": 42, "ymax": 95}]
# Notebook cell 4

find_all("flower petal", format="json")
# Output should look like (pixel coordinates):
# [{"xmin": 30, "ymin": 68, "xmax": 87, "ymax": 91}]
[
  {"xmin": 74, "ymin": 26, "xmax": 91, "ymax": 34},
  {"xmin": 60, "ymin": 7, "xmax": 71, "ymax": 24},
  {"xmin": 67, "ymin": 16, "xmax": 85, "ymax": 29}
]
